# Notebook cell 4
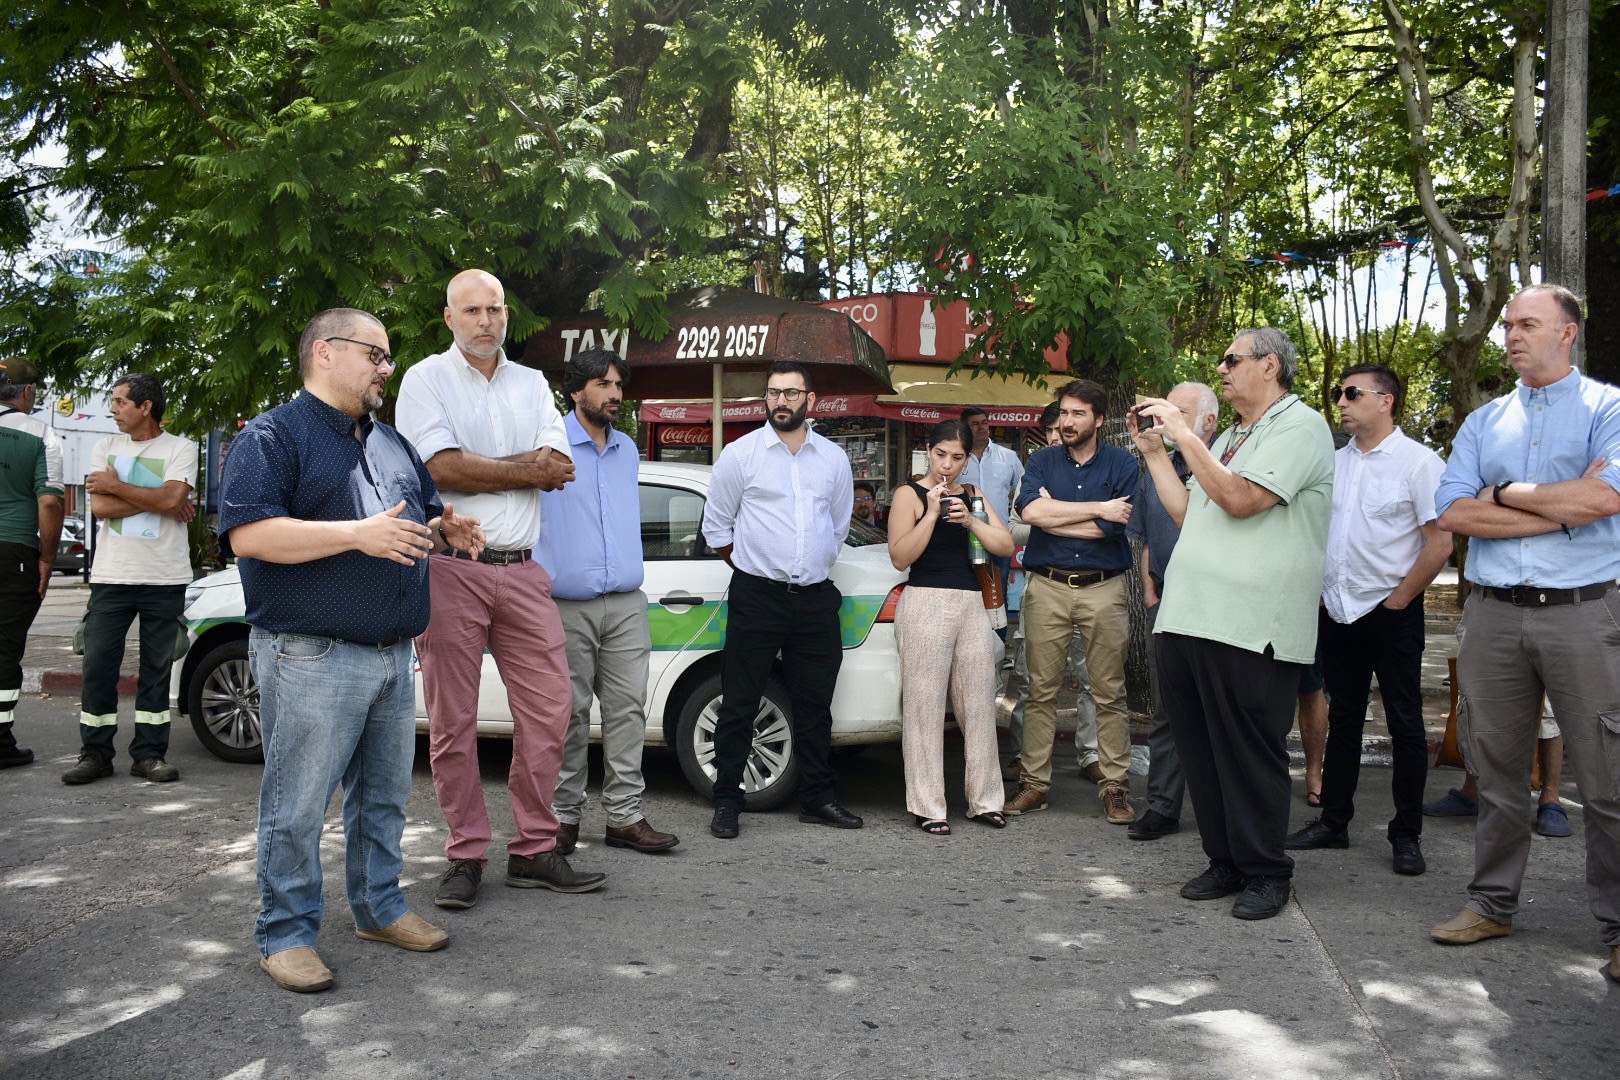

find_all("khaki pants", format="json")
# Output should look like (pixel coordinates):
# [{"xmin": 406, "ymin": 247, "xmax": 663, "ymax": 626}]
[{"xmin": 1020, "ymin": 571, "xmax": 1130, "ymax": 792}]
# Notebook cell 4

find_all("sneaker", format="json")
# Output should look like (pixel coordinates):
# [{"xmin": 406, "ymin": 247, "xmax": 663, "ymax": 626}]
[
  {"xmin": 710, "ymin": 805, "xmax": 740, "ymax": 839},
  {"xmin": 1422, "ymin": 788, "xmax": 1478, "ymax": 817},
  {"xmin": 506, "ymin": 851, "xmax": 606, "ymax": 893},
  {"xmin": 1391, "ymin": 836, "xmax": 1426, "ymax": 876},
  {"xmin": 61, "ymin": 750, "xmax": 114, "ymax": 785},
  {"xmin": 1004, "ymin": 785, "xmax": 1048, "ymax": 816},
  {"xmin": 1127, "ymin": 809, "xmax": 1180, "ymax": 841},
  {"xmin": 1536, "ymin": 802, "xmax": 1572, "ymax": 837},
  {"xmin": 1284, "ymin": 819, "xmax": 1349, "ymax": 850},
  {"xmin": 1180, "ymin": 862, "xmax": 1245, "ymax": 901},
  {"xmin": 1100, "ymin": 784, "xmax": 1134, "ymax": 824},
  {"xmin": 434, "ymin": 859, "xmax": 483, "ymax": 910},
  {"xmin": 1231, "ymin": 876, "xmax": 1291, "ymax": 920},
  {"xmin": 1431, "ymin": 907, "xmax": 1511, "ymax": 945},
  {"xmin": 130, "ymin": 758, "xmax": 179, "ymax": 782}
]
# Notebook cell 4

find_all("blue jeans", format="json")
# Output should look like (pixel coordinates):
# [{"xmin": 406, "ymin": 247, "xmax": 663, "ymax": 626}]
[{"xmin": 252, "ymin": 631, "xmax": 416, "ymax": 955}]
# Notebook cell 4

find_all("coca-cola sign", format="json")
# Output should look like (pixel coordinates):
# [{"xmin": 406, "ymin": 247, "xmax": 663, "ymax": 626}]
[{"xmin": 657, "ymin": 425, "xmax": 713, "ymax": 446}]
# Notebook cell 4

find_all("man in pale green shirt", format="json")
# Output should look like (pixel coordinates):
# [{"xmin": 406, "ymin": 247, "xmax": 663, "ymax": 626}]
[{"xmin": 1131, "ymin": 327, "xmax": 1334, "ymax": 921}]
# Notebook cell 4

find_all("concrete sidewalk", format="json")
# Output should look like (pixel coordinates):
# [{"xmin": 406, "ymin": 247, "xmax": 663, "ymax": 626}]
[{"xmin": 18, "ymin": 576, "xmax": 140, "ymax": 696}]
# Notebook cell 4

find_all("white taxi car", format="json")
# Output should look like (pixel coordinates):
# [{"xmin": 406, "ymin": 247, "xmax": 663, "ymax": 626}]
[{"xmin": 172, "ymin": 461, "xmax": 905, "ymax": 809}]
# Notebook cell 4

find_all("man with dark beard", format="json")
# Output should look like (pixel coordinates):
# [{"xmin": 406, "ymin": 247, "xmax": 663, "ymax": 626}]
[
  {"xmin": 1010, "ymin": 379, "xmax": 1139, "ymax": 824},
  {"xmin": 701, "ymin": 362, "xmax": 858, "ymax": 839},
  {"xmin": 397, "ymin": 269, "xmax": 606, "ymax": 912}
]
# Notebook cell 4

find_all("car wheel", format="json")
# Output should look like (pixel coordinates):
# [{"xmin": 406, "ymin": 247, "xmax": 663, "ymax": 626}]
[
  {"xmin": 674, "ymin": 672, "xmax": 799, "ymax": 811},
  {"xmin": 187, "ymin": 639, "xmax": 263, "ymax": 763}
]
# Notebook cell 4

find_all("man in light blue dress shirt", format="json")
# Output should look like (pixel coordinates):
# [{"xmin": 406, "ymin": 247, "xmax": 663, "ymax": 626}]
[
  {"xmin": 539, "ymin": 349, "xmax": 679, "ymax": 856},
  {"xmin": 1430, "ymin": 285, "xmax": 1620, "ymax": 984},
  {"xmin": 701, "ymin": 362, "xmax": 860, "ymax": 839}
]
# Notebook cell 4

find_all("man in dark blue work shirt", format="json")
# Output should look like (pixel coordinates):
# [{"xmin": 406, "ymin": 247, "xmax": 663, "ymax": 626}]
[
  {"xmin": 220, "ymin": 307, "xmax": 483, "ymax": 994},
  {"xmin": 1008, "ymin": 379, "xmax": 1139, "ymax": 825}
]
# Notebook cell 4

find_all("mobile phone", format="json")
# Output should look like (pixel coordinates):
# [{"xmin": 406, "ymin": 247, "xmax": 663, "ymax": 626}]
[{"xmin": 1131, "ymin": 404, "xmax": 1163, "ymax": 429}]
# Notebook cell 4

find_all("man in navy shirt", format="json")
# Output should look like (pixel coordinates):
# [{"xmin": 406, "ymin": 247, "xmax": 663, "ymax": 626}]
[
  {"xmin": 1010, "ymin": 378, "xmax": 1139, "ymax": 824},
  {"xmin": 220, "ymin": 307, "xmax": 483, "ymax": 993}
]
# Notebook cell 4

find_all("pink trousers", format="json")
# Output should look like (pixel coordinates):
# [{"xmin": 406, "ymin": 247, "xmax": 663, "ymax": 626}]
[{"xmin": 417, "ymin": 555, "xmax": 571, "ymax": 861}]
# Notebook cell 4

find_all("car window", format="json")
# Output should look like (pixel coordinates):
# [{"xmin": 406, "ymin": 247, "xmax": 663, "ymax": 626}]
[
  {"xmin": 844, "ymin": 517, "xmax": 886, "ymax": 547},
  {"xmin": 640, "ymin": 483, "xmax": 715, "ymax": 560}
]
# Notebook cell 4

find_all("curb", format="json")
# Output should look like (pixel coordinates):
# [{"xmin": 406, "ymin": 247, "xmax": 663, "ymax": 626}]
[{"xmin": 22, "ymin": 669, "xmax": 138, "ymax": 696}]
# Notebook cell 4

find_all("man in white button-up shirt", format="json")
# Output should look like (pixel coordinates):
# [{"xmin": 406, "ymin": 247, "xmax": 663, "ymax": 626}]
[
  {"xmin": 397, "ymin": 269, "xmax": 606, "ymax": 911},
  {"xmin": 701, "ymin": 362, "xmax": 859, "ymax": 839},
  {"xmin": 1284, "ymin": 363, "xmax": 1449, "ymax": 876}
]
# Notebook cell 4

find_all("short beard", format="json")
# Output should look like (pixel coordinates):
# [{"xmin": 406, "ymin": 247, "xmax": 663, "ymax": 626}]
[
  {"xmin": 453, "ymin": 328, "xmax": 505, "ymax": 362},
  {"xmin": 1060, "ymin": 426, "xmax": 1097, "ymax": 452},
  {"xmin": 580, "ymin": 401, "xmax": 617, "ymax": 431},
  {"xmin": 768, "ymin": 402, "xmax": 809, "ymax": 433}
]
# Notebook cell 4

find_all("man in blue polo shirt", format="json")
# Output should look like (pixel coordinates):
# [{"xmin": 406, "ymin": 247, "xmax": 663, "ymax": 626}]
[
  {"xmin": 220, "ymin": 307, "xmax": 483, "ymax": 993},
  {"xmin": 539, "ymin": 349, "xmax": 678, "ymax": 856},
  {"xmin": 1009, "ymin": 378, "xmax": 1139, "ymax": 823},
  {"xmin": 1429, "ymin": 285, "xmax": 1620, "ymax": 983}
]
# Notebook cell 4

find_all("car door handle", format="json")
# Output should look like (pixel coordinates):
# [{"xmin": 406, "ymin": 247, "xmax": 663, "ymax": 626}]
[{"xmin": 658, "ymin": 594, "xmax": 703, "ymax": 609}]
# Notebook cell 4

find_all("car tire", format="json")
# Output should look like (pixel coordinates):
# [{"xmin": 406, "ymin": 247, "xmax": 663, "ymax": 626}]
[
  {"xmin": 187, "ymin": 639, "xmax": 263, "ymax": 763},
  {"xmin": 674, "ymin": 672, "xmax": 799, "ymax": 811}
]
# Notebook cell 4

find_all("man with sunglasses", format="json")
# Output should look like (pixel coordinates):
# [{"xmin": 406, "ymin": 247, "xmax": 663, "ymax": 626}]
[
  {"xmin": 1133, "ymin": 328, "xmax": 1334, "ymax": 920},
  {"xmin": 221, "ymin": 308, "xmax": 484, "ymax": 992},
  {"xmin": 1283, "ymin": 365, "xmax": 1449, "ymax": 875},
  {"xmin": 397, "ymin": 269, "xmax": 606, "ymax": 912},
  {"xmin": 1430, "ymin": 285, "xmax": 1620, "ymax": 983},
  {"xmin": 701, "ymin": 362, "xmax": 859, "ymax": 839}
]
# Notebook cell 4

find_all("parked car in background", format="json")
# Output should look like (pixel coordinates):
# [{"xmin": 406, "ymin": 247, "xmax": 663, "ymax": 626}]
[
  {"xmin": 171, "ymin": 461, "xmax": 908, "ymax": 809},
  {"xmin": 55, "ymin": 517, "xmax": 88, "ymax": 575}
]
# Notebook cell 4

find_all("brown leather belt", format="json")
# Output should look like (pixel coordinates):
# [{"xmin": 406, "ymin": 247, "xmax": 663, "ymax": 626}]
[
  {"xmin": 450, "ymin": 547, "xmax": 532, "ymax": 566},
  {"xmin": 1032, "ymin": 566, "xmax": 1124, "ymax": 588},
  {"xmin": 1479, "ymin": 581, "xmax": 1613, "ymax": 607}
]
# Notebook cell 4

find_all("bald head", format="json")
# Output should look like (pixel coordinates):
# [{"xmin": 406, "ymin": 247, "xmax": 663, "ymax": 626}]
[
  {"xmin": 444, "ymin": 269, "xmax": 509, "ymax": 364},
  {"xmin": 1168, "ymin": 381, "xmax": 1219, "ymax": 446}
]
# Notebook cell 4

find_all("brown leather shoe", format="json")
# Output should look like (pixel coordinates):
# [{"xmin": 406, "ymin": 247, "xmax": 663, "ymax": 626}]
[
  {"xmin": 1000, "ymin": 758, "xmax": 1021, "ymax": 781},
  {"xmin": 1080, "ymin": 761, "xmax": 1105, "ymax": 784},
  {"xmin": 1431, "ymin": 908, "xmax": 1511, "ymax": 945},
  {"xmin": 605, "ymin": 818, "xmax": 680, "ymax": 853},
  {"xmin": 556, "ymin": 821, "xmax": 579, "ymax": 856},
  {"xmin": 506, "ymin": 851, "xmax": 606, "ymax": 893},
  {"xmin": 1004, "ymin": 785, "xmax": 1047, "ymax": 815},
  {"xmin": 1607, "ymin": 945, "xmax": 1619, "ymax": 984},
  {"xmin": 1101, "ymin": 784, "xmax": 1134, "ymax": 824},
  {"xmin": 355, "ymin": 911, "xmax": 449, "ymax": 952},
  {"xmin": 260, "ymin": 946, "xmax": 333, "ymax": 993}
]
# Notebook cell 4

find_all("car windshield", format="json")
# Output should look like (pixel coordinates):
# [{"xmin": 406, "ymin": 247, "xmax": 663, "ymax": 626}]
[{"xmin": 844, "ymin": 517, "xmax": 887, "ymax": 547}]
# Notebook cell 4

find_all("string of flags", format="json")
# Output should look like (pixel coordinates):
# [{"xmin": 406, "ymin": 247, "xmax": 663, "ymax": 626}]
[
  {"xmin": 1588, "ymin": 184, "xmax": 1620, "ymax": 202},
  {"xmin": 1244, "ymin": 237, "xmax": 1427, "ymax": 267}
]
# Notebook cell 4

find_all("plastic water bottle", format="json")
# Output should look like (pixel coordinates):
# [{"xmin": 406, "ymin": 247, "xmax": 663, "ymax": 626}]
[{"xmin": 968, "ymin": 496, "xmax": 989, "ymax": 565}]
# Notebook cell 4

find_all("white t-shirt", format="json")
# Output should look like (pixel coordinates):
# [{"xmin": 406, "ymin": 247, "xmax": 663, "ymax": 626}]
[{"xmin": 90, "ymin": 430, "xmax": 198, "ymax": 585}]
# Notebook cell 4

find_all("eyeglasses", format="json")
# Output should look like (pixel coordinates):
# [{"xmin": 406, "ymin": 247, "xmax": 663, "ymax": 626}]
[
  {"xmin": 1216, "ymin": 352, "xmax": 1265, "ymax": 372},
  {"xmin": 853, "ymin": 495, "xmax": 875, "ymax": 503},
  {"xmin": 325, "ymin": 337, "xmax": 394, "ymax": 367},
  {"xmin": 765, "ymin": 387, "xmax": 806, "ymax": 403},
  {"xmin": 1332, "ymin": 385, "xmax": 1392, "ymax": 402}
]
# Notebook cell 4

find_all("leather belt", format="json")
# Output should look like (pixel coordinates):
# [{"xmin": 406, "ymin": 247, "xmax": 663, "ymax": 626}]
[
  {"xmin": 1033, "ymin": 566, "xmax": 1124, "ymax": 588},
  {"xmin": 1479, "ymin": 581, "xmax": 1613, "ymax": 607},
  {"xmin": 450, "ymin": 547, "xmax": 532, "ymax": 566},
  {"xmin": 739, "ymin": 570, "xmax": 828, "ymax": 594}
]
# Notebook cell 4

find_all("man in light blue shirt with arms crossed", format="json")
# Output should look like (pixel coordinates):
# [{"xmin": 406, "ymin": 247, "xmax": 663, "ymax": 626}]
[
  {"xmin": 1429, "ymin": 284, "xmax": 1620, "ymax": 984},
  {"xmin": 539, "ymin": 349, "xmax": 679, "ymax": 856}
]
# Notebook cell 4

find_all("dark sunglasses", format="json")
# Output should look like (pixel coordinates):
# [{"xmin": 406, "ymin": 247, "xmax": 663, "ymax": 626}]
[{"xmin": 1332, "ymin": 386, "xmax": 1392, "ymax": 402}]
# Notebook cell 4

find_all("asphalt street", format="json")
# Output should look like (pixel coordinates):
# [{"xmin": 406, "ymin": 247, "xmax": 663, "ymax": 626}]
[{"xmin": 1, "ymin": 686, "xmax": 1614, "ymax": 1080}]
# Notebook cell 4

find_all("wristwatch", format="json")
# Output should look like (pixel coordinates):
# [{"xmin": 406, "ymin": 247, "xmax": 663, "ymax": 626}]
[{"xmin": 1492, "ymin": 480, "xmax": 1513, "ymax": 506}]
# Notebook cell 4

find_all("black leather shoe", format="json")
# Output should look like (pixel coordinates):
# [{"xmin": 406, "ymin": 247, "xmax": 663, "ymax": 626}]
[
  {"xmin": 556, "ymin": 821, "xmax": 579, "ymax": 856},
  {"xmin": 505, "ymin": 851, "xmax": 606, "ymax": 893},
  {"xmin": 1128, "ymin": 809, "xmax": 1180, "ymax": 841},
  {"xmin": 434, "ymin": 859, "xmax": 482, "ymax": 909},
  {"xmin": 1231, "ymin": 876, "xmax": 1291, "ymax": 920},
  {"xmin": 798, "ymin": 803, "xmax": 864, "ymax": 829},
  {"xmin": 1284, "ymin": 819, "xmax": 1349, "ymax": 850},
  {"xmin": 1180, "ymin": 862, "xmax": 1245, "ymax": 900},
  {"xmin": 710, "ymin": 805, "xmax": 740, "ymax": 839},
  {"xmin": 1391, "ymin": 836, "xmax": 1426, "ymax": 876}
]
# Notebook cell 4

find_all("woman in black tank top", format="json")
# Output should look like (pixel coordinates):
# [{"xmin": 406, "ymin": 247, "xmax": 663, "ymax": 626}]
[{"xmin": 887, "ymin": 419, "xmax": 1015, "ymax": 834}]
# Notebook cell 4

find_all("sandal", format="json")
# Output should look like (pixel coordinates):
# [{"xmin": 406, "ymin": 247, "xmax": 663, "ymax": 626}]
[
  {"xmin": 1306, "ymin": 790, "xmax": 1323, "ymax": 808},
  {"xmin": 971, "ymin": 812, "xmax": 1008, "ymax": 829},
  {"xmin": 914, "ymin": 816, "xmax": 951, "ymax": 835}
]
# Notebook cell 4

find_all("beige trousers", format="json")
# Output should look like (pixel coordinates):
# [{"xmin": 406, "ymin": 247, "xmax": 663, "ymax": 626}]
[
  {"xmin": 1021, "ymin": 571, "xmax": 1130, "ymax": 792},
  {"xmin": 895, "ymin": 586, "xmax": 1004, "ymax": 820}
]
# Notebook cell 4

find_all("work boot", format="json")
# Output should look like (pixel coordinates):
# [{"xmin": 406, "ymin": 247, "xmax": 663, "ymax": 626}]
[
  {"xmin": 130, "ymin": 758, "xmax": 180, "ymax": 782},
  {"xmin": 0, "ymin": 722, "xmax": 33, "ymax": 768},
  {"xmin": 62, "ymin": 749, "xmax": 114, "ymax": 785}
]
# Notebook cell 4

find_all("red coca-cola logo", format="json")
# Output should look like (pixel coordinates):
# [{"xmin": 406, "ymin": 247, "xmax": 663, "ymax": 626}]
[{"xmin": 658, "ymin": 425, "xmax": 712, "ymax": 445}]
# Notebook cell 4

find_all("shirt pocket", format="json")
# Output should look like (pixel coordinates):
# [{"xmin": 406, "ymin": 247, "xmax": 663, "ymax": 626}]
[{"xmin": 1361, "ymin": 476, "xmax": 1412, "ymax": 519}]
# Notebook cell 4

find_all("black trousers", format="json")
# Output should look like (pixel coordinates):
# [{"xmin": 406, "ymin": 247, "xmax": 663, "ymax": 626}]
[
  {"xmin": 712, "ymin": 571, "xmax": 843, "ymax": 810},
  {"xmin": 1158, "ymin": 632, "xmax": 1299, "ymax": 880},
  {"xmin": 1, "ymin": 542, "xmax": 45, "ymax": 719},
  {"xmin": 1318, "ymin": 601, "xmax": 1428, "ymax": 840},
  {"xmin": 79, "ymin": 582, "xmax": 186, "ymax": 761}
]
